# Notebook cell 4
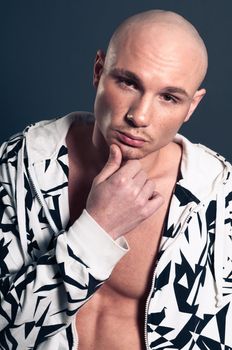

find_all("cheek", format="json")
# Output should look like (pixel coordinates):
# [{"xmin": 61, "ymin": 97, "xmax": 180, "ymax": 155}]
[
  {"xmin": 164, "ymin": 118, "xmax": 185, "ymax": 136},
  {"xmin": 95, "ymin": 80, "xmax": 133, "ymax": 113},
  {"xmin": 94, "ymin": 90, "xmax": 112, "ymax": 117},
  {"xmin": 94, "ymin": 94, "xmax": 121, "ymax": 143},
  {"xmin": 154, "ymin": 109, "xmax": 188, "ymax": 141},
  {"xmin": 94, "ymin": 88, "xmax": 128, "ymax": 128},
  {"xmin": 94, "ymin": 92, "xmax": 112, "ymax": 133}
]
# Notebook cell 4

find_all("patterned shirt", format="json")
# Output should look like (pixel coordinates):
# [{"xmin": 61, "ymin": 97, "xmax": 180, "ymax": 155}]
[{"xmin": 0, "ymin": 112, "xmax": 232, "ymax": 349}]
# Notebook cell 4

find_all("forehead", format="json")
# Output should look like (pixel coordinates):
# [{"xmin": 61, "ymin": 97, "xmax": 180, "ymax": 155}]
[{"xmin": 107, "ymin": 24, "xmax": 203, "ymax": 92}]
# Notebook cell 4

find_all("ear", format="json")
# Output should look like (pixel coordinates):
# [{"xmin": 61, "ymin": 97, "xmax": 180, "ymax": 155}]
[
  {"xmin": 184, "ymin": 88, "xmax": 206, "ymax": 122},
  {"xmin": 93, "ymin": 50, "xmax": 106, "ymax": 88}
]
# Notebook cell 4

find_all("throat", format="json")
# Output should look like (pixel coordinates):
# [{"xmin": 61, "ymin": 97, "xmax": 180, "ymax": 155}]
[{"xmin": 139, "ymin": 141, "xmax": 182, "ymax": 180}]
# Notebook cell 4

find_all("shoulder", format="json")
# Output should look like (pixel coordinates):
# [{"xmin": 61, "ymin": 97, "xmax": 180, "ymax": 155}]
[
  {"xmin": 0, "ymin": 111, "xmax": 94, "ymax": 186},
  {"xmin": 0, "ymin": 112, "xmax": 94, "ymax": 164},
  {"xmin": 175, "ymin": 133, "xmax": 232, "ymax": 172},
  {"xmin": 26, "ymin": 112, "xmax": 94, "ymax": 163},
  {"xmin": 175, "ymin": 134, "xmax": 232, "ymax": 200}
]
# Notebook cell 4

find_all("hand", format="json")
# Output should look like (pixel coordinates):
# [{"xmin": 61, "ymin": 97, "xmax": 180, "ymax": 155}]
[{"xmin": 86, "ymin": 144, "xmax": 164, "ymax": 239}]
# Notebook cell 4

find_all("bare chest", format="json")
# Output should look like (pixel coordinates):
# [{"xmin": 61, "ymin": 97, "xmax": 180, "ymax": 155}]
[
  {"xmin": 75, "ymin": 201, "xmax": 170, "ymax": 350},
  {"xmin": 71, "ymin": 182, "xmax": 175, "ymax": 349},
  {"xmin": 105, "ymin": 203, "xmax": 168, "ymax": 299}
]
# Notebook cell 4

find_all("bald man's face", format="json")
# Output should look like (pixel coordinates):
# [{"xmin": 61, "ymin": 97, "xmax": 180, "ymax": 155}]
[{"xmin": 92, "ymin": 25, "xmax": 206, "ymax": 160}]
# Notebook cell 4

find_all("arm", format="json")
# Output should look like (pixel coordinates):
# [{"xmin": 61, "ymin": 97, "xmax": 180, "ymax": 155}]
[
  {"xmin": 0, "ymin": 138, "xmax": 128, "ymax": 347},
  {"xmin": 0, "ymin": 192, "xmax": 127, "ymax": 347},
  {"xmin": 0, "ymin": 140, "xmax": 163, "ymax": 348}
]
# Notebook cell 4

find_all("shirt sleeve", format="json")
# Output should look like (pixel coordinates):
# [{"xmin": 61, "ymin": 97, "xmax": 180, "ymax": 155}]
[{"xmin": 0, "ymin": 138, "xmax": 129, "ymax": 348}]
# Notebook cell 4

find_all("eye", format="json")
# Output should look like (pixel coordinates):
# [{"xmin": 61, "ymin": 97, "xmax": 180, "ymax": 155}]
[
  {"xmin": 116, "ymin": 76, "xmax": 138, "ymax": 90},
  {"xmin": 161, "ymin": 93, "xmax": 179, "ymax": 104}
]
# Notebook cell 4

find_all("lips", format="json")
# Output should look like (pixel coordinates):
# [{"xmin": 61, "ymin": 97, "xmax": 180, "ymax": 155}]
[
  {"xmin": 115, "ymin": 130, "xmax": 146, "ymax": 147},
  {"xmin": 120, "ymin": 130, "xmax": 146, "ymax": 141}
]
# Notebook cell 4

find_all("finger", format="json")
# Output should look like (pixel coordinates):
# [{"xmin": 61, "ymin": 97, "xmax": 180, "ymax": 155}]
[
  {"xmin": 145, "ymin": 192, "xmax": 164, "ymax": 215},
  {"xmin": 136, "ymin": 179, "xmax": 156, "ymax": 201},
  {"xmin": 132, "ymin": 170, "xmax": 149, "ymax": 193},
  {"xmin": 114, "ymin": 159, "xmax": 142, "ymax": 180},
  {"xmin": 95, "ymin": 144, "xmax": 122, "ymax": 184}
]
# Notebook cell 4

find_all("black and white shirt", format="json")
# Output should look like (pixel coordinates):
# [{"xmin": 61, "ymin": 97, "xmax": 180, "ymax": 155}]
[{"xmin": 0, "ymin": 112, "xmax": 232, "ymax": 349}]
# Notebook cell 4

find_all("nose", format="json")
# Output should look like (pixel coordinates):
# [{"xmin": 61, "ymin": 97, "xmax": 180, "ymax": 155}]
[{"xmin": 126, "ymin": 95, "xmax": 152, "ymax": 128}]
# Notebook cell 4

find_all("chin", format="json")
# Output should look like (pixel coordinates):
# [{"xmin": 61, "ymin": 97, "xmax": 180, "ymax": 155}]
[{"xmin": 117, "ymin": 143, "xmax": 148, "ymax": 161}]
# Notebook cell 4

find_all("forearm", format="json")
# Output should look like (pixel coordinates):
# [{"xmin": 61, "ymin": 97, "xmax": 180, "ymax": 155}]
[{"xmin": 0, "ymin": 210, "xmax": 128, "ymax": 346}]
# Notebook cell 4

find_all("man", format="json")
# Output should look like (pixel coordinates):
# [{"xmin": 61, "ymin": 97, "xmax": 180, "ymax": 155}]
[{"xmin": 0, "ymin": 9, "xmax": 232, "ymax": 350}]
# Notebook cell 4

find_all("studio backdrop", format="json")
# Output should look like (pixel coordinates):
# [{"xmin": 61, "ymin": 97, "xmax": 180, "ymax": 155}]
[{"xmin": 1, "ymin": 0, "xmax": 232, "ymax": 160}]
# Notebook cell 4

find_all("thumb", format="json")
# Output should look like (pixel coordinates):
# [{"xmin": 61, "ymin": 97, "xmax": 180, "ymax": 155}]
[{"xmin": 96, "ymin": 144, "xmax": 122, "ymax": 183}]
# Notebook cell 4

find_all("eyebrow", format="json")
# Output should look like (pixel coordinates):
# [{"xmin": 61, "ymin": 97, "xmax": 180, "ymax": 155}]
[
  {"xmin": 161, "ymin": 86, "xmax": 190, "ymax": 98},
  {"xmin": 110, "ymin": 68, "xmax": 143, "ymax": 88},
  {"xmin": 110, "ymin": 68, "xmax": 190, "ymax": 99}
]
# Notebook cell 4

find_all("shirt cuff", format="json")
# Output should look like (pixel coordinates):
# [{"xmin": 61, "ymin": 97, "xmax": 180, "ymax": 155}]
[{"xmin": 65, "ymin": 209, "xmax": 129, "ymax": 280}]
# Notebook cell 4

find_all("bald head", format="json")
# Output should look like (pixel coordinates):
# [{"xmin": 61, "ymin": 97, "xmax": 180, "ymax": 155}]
[{"xmin": 104, "ymin": 10, "xmax": 208, "ymax": 88}]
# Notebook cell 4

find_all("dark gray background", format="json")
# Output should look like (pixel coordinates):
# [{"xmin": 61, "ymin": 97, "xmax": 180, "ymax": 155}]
[{"xmin": 1, "ymin": 1, "xmax": 232, "ymax": 160}]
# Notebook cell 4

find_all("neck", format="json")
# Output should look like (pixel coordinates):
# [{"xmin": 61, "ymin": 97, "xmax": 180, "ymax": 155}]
[{"xmin": 138, "ymin": 142, "xmax": 182, "ymax": 180}]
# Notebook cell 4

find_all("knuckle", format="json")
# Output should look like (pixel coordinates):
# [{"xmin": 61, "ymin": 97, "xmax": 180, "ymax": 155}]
[
  {"xmin": 92, "ymin": 176, "xmax": 99, "ymax": 186},
  {"xmin": 120, "ymin": 176, "xmax": 127, "ymax": 185},
  {"xmin": 155, "ymin": 194, "xmax": 165, "ymax": 207},
  {"xmin": 111, "ymin": 175, "xmax": 127, "ymax": 187},
  {"xmin": 150, "ymin": 195, "xmax": 164, "ymax": 212},
  {"xmin": 129, "ymin": 183, "xmax": 141, "ymax": 197},
  {"xmin": 132, "ymin": 187, "xmax": 139, "ymax": 197},
  {"xmin": 135, "ymin": 197, "xmax": 146, "ymax": 210},
  {"xmin": 140, "ymin": 206, "xmax": 149, "ymax": 219}
]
